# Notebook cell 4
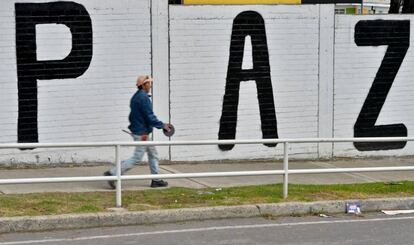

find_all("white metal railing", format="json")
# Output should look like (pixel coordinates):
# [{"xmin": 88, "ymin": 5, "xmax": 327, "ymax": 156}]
[{"xmin": 1, "ymin": 137, "xmax": 414, "ymax": 207}]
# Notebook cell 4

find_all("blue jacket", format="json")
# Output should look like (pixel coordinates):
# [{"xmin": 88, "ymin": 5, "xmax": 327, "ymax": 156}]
[{"xmin": 128, "ymin": 89, "xmax": 164, "ymax": 135}]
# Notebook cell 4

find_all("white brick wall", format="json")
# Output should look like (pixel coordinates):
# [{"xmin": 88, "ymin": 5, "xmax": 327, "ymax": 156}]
[
  {"xmin": 334, "ymin": 15, "xmax": 414, "ymax": 157},
  {"xmin": 169, "ymin": 5, "xmax": 320, "ymax": 161},
  {"xmin": 2, "ymin": 2, "xmax": 414, "ymax": 165},
  {"xmin": 0, "ymin": 0, "xmax": 152, "ymax": 164}
]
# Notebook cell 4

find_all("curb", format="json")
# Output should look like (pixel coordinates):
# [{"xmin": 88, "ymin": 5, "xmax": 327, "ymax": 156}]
[{"xmin": 1, "ymin": 197, "xmax": 414, "ymax": 234}]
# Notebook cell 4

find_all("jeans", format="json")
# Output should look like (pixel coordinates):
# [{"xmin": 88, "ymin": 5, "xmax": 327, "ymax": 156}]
[{"xmin": 110, "ymin": 134, "xmax": 159, "ymax": 176}]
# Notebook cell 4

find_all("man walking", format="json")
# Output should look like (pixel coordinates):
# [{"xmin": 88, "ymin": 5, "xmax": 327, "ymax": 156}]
[{"xmin": 104, "ymin": 75, "xmax": 171, "ymax": 189}]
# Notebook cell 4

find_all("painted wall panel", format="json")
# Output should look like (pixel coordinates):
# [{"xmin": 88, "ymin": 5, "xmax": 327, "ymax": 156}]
[
  {"xmin": 0, "ymin": 0, "xmax": 152, "ymax": 164},
  {"xmin": 334, "ymin": 15, "xmax": 414, "ymax": 157},
  {"xmin": 2, "ymin": 2, "xmax": 414, "ymax": 165},
  {"xmin": 169, "ymin": 5, "xmax": 320, "ymax": 161}
]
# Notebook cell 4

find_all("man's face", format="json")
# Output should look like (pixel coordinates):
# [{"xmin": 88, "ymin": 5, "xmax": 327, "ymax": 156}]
[{"xmin": 143, "ymin": 81, "xmax": 152, "ymax": 92}]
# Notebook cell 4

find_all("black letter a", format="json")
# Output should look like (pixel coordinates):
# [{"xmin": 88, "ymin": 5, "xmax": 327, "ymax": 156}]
[{"xmin": 218, "ymin": 11, "xmax": 278, "ymax": 151}]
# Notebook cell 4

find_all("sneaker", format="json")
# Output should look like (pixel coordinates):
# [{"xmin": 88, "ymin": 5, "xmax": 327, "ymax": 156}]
[
  {"xmin": 151, "ymin": 179, "xmax": 168, "ymax": 188},
  {"xmin": 103, "ymin": 171, "xmax": 115, "ymax": 189}
]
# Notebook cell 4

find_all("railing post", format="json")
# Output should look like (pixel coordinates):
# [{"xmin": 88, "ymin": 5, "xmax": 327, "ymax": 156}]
[
  {"xmin": 115, "ymin": 145, "xmax": 122, "ymax": 207},
  {"xmin": 283, "ymin": 142, "xmax": 289, "ymax": 199}
]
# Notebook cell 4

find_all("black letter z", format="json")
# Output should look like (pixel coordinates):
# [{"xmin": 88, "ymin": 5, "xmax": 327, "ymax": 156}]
[{"xmin": 354, "ymin": 20, "xmax": 409, "ymax": 151}]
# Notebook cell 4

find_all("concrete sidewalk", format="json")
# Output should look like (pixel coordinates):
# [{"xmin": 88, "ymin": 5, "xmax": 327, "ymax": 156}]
[{"xmin": 1, "ymin": 157, "xmax": 414, "ymax": 194}]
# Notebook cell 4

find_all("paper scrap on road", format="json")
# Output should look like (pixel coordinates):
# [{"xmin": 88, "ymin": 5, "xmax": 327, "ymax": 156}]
[
  {"xmin": 382, "ymin": 210, "xmax": 414, "ymax": 215},
  {"xmin": 318, "ymin": 214, "xmax": 330, "ymax": 218},
  {"xmin": 346, "ymin": 202, "xmax": 361, "ymax": 214}
]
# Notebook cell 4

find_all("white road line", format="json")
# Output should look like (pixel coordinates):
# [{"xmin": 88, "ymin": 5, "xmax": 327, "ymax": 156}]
[{"xmin": 1, "ymin": 216, "xmax": 414, "ymax": 245}]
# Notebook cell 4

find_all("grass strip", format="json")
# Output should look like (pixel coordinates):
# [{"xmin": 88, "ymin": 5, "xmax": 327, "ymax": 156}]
[{"xmin": 1, "ymin": 181, "xmax": 414, "ymax": 217}]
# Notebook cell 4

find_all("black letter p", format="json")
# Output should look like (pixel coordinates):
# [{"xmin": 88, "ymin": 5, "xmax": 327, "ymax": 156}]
[{"xmin": 15, "ymin": 2, "xmax": 93, "ymax": 143}]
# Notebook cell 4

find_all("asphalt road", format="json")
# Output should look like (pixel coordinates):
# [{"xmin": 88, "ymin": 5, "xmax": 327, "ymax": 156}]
[{"xmin": 1, "ymin": 213, "xmax": 414, "ymax": 245}]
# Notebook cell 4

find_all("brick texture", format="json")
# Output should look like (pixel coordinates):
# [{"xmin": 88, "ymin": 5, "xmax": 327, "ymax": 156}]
[
  {"xmin": 169, "ymin": 5, "xmax": 319, "ymax": 161},
  {"xmin": 334, "ymin": 15, "xmax": 414, "ymax": 157},
  {"xmin": 0, "ymin": 0, "xmax": 151, "ymax": 164}
]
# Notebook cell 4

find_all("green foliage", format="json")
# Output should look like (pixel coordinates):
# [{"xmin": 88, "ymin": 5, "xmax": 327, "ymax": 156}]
[{"xmin": 0, "ymin": 181, "xmax": 413, "ymax": 217}]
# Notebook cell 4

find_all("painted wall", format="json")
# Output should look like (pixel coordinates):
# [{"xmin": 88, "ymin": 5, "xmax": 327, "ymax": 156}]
[
  {"xmin": 169, "ymin": 5, "xmax": 321, "ymax": 161},
  {"xmin": 1, "ymin": 1, "xmax": 414, "ymax": 164},
  {"xmin": 334, "ymin": 15, "xmax": 414, "ymax": 157},
  {"xmin": 0, "ymin": 0, "xmax": 152, "ymax": 164},
  {"xmin": 170, "ymin": 5, "xmax": 414, "ymax": 161}
]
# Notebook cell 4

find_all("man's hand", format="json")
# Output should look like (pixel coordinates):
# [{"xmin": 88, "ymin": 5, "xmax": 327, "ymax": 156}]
[
  {"xmin": 140, "ymin": 135, "xmax": 149, "ymax": 141},
  {"xmin": 162, "ymin": 123, "xmax": 175, "ymax": 137},
  {"xmin": 163, "ymin": 123, "xmax": 172, "ymax": 132}
]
